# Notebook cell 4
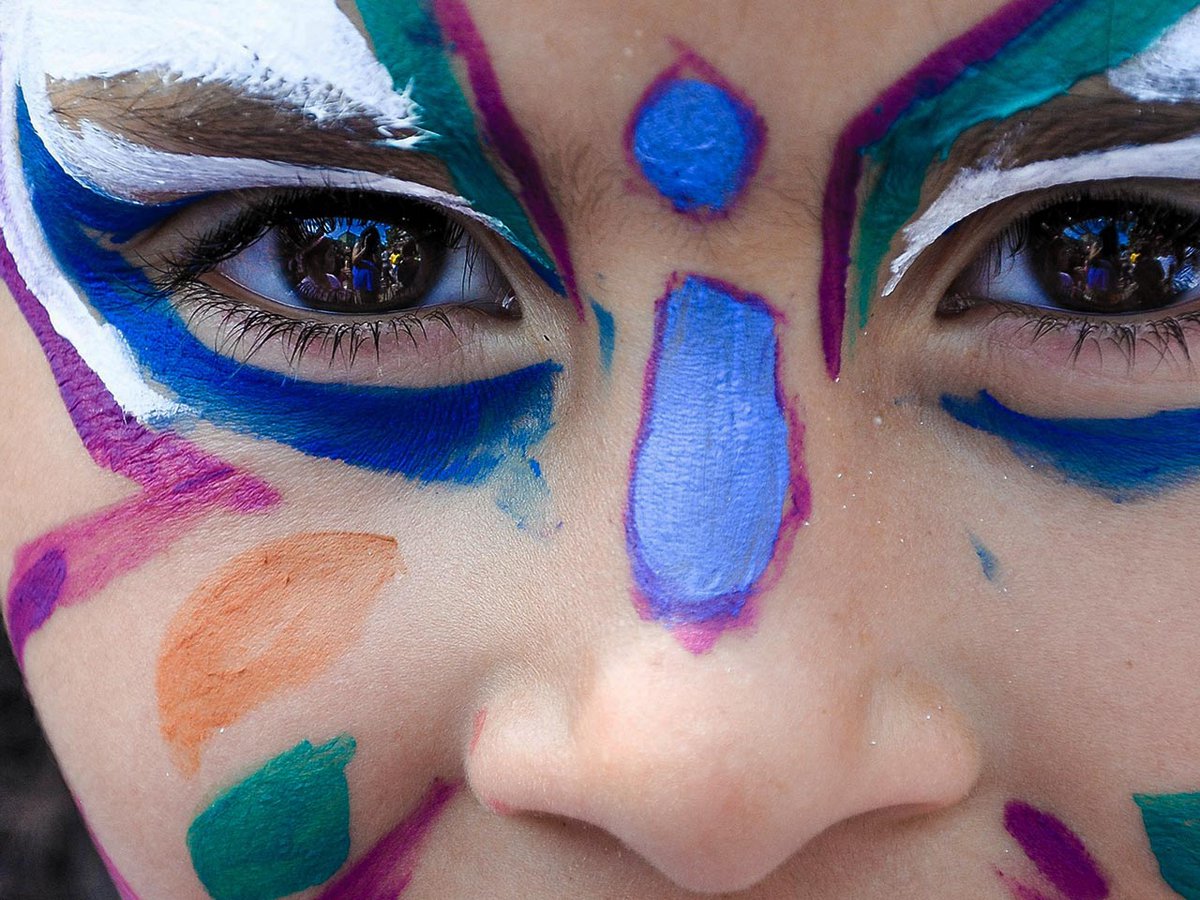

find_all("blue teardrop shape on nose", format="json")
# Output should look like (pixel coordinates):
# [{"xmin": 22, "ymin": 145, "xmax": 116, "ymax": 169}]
[{"xmin": 627, "ymin": 275, "xmax": 792, "ymax": 624}]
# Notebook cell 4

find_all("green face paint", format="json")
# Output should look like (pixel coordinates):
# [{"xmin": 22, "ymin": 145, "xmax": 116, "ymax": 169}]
[
  {"xmin": 354, "ymin": 0, "xmax": 561, "ymax": 290},
  {"xmin": 851, "ymin": 0, "xmax": 1197, "ymax": 332},
  {"xmin": 187, "ymin": 735, "xmax": 356, "ymax": 900},
  {"xmin": 1135, "ymin": 792, "xmax": 1200, "ymax": 898}
]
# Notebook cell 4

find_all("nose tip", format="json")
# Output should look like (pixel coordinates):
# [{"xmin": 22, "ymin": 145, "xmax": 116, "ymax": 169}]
[{"xmin": 466, "ymin": 647, "xmax": 981, "ymax": 894}]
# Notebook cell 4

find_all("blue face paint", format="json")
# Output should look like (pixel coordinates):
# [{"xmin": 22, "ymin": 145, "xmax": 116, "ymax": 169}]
[
  {"xmin": 19, "ymin": 95, "xmax": 560, "ymax": 493},
  {"xmin": 969, "ymin": 533, "xmax": 1000, "ymax": 583},
  {"xmin": 590, "ymin": 299, "xmax": 616, "ymax": 373},
  {"xmin": 627, "ymin": 275, "xmax": 802, "ymax": 629},
  {"xmin": 626, "ymin": 51, "xmax": 765, "ymax": 217},
  {"xmin": 942, "ymin": 391, "xmax": 1200, "ymax": 501}
]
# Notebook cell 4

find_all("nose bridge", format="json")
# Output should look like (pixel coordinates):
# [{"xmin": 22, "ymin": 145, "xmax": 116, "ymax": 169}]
[{"xmin": 466, "ymin": 601, "xmax": 981, "ymax": 894}]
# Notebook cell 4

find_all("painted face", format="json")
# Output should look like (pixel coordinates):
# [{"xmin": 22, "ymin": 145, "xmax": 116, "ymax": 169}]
[{"xmin": 2, "ymin": 0, "xmax": 1200, "ymax": 898}]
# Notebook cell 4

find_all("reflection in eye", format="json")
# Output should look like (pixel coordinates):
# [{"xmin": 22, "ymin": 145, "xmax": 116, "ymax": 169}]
[
  {"xmin": 155, "ymin": 190, "xmax": 521, "ymax": 370},
  {"xmin": 943, "ymin": 192, "xmax": 1200, "ymax": 318},
  {"xmin": 202, "ymin": 192, "xmax": 518, "ymax": 319}
]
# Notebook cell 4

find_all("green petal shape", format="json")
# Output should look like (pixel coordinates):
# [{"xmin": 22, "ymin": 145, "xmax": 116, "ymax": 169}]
[{"xmin": 187, "ymin": 735, "xmax": 356, "ymax": 900}]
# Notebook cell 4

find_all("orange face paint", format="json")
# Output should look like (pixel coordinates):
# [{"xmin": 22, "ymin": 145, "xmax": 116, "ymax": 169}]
[{"xmin": 156, "ymin": 532, "xmax": 400, "ymax": 776}]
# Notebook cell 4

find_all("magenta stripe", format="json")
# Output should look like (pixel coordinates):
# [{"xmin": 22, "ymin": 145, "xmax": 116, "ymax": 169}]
[
  {"xmin": 0, "ymin": 228, "xmax": 278, "ymax": 665},
  {"xmin": 317, "ymin": 780, "xmax": 459, "ymax": 899},
  {"xmin": 818, "ymin": 0, "xmax": 1060, "ymax": 379},
  {"xmin": 433, "ymin": 0, "xmax": 582, "ymax": 318}
]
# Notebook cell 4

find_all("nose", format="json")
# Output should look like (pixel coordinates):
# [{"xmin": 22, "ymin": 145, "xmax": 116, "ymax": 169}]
[{"xmin": 466, "ymin": 624, "xmax": 981, "ymax": 894}]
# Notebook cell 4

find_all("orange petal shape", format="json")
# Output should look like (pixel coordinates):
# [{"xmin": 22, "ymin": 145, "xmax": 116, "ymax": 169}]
[{"xmin": 157, "ymin": 532, "xmax": 399, "ymax": 776}]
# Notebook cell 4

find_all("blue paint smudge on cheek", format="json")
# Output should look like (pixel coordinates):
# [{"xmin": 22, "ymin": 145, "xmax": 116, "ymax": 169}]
[
  {"xmin": 627, "ymin": 276, "xmax": 792, "ymax": 624},
  {"xmin": 591, "ymin": 299, "xmax": 616, "ymax": 373},
  {"xmin": 969, "ymin": 533, "xmax": 1000, "ymax": 583},
  {"xmin": 941, "ymin": 391, "xmax": 1200, "ymax": 501},
  {"xmin": 19, "ymin": 95, "xmax": 561, "ymax": 491},
  {"xmin": 629, "ymin": 77, "xmax": 763, "ymax": 216}
]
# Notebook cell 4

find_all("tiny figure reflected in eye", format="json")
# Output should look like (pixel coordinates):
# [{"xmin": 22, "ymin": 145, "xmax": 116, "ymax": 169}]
[
  {"xmin": 295, "ymin": 236, "xmax": 352, "ymax": 307},
  {"xmin": 351, "ymin": 225, "xmax": 382, "ymax": 305}
]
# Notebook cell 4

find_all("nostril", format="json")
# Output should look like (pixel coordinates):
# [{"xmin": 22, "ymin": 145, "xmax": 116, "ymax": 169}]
[{"xmin": 467, "ymin": 648, "xmax": 981, "ymax": 895}]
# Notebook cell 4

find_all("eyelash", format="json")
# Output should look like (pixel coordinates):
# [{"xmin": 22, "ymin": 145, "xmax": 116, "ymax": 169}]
[
  {"xmin": 937, "ymin": 185, "xmax": 1200, "ymax": 367},
  {"xmin": 140, "ymin": 188, "xmax": 505, "ymax": 369}
]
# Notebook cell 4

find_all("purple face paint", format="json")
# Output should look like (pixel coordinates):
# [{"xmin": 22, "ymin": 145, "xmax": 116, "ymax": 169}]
[
  {"xmin": 317, "ymin": 780, "xmax": 459, "ymax": 900},
  {"xmin": 818, "ymin": 0, "xmax": 1060, "ymax": 379},
  {"xmin": 83, "ymin": 821, "xmax": 141, "ymax": 900},
  {"xmin": 0, "ymin": 230, "xmax": 279, "ymax": 666},
  {"xmin": 626, "ymin": 274, "xmax": 808, "ymax": 651},
  {"xmin": 995, "ymin": 869, "xmax": 1055, "ymax": 900},
  {"xmin": 625, "ymin": 46, "xmax": 766, "ymax": 218},
  {"xmin": 1004, "ymin": 800, "xmax": 1109, "ymax": 900},
  {"xmin": 431, "ymin": 0, "xmax": 581, "ymax": 317}
]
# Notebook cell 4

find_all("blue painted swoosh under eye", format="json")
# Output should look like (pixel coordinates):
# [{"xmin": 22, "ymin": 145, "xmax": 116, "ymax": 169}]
[
  {"xmin": 19, "ymin": 93, "xmax": 559, "ymax": 484},
  {"xmin": 941, "ymin": 390, "xmax": 1200, "ymax": 500}
]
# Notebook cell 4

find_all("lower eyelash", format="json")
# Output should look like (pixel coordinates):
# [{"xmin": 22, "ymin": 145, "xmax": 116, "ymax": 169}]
[
  {"xmin": 978, "ymin": 301, "xmax": 1199, "ymax": 368},
  {"xmin": 173, "ymin": 285, "xmax": 468, "ymax": 370}
]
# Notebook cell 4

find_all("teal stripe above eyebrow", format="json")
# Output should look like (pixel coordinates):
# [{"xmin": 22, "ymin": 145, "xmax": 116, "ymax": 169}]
[
  {"xmin": 354, "ymin": 0, "xmax": 563, "ymax": 293},
  {"xmin": 850, "ymin": 0, "xmax": 1197, "ymax": 335}
]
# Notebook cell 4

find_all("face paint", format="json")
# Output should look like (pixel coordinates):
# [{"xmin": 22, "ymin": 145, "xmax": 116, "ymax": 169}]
[
  {"xmin": 819, "ymin": 0, "xmax": 1197, "ymax": 379},
  {"xmin": 995, "ymin": 870, "xmax": 1056, "ymax": 900},
  {"xmin": 1110, "ymin": 7, "xmax": 1200, "ymax": 102},
  {"xmin": 970, "ymin": 534, "xmax": 1000, "ymax": 583},
  {"xmin": 591, "ymin": 299, "xmax": 616, "ymax": 373},
  {"xmin": 0, "ymin": 210, "xmax": 278, "ymax": 665},
  {"xmin": 316, "ymin": 780, "xmax": 459, "ymax": 900},
  {"xmin": 354, "ymin": 0, "xmax": 575, "ymax": 305},
  {"xmin": 1134, "ymin": 792, "xmax": 1200, "ymax": 898},
  {"xmin": 625, "ymin": 47, "xmax": 765, "ymax": 217},
  {"xmin": 84, "ymin": 820, "xmax": 141, "ymax": 900},
  {"xmin": 626, "ymin": 275, "xmax": 808, "ymax": 650},
  {"xmin": 187, "ymin": 735, "xmax": 356, "ymax": 900},
  {"xmin": 157, "ymin": 533, "xmax": 400, "ymax": 777},
  {"xmin": 1003, "ymin": 800, "xmax": 1109, "ymax": 900},
  {"xmin": 16, "ymin": 0, "xmax": 418, "ymax": 140},
  {"xmin": 942, "ymin": 391, "xmax": 1200, "ymax": 501}
]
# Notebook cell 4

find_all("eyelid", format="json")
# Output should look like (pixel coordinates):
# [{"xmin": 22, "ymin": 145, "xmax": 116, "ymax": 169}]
[{"xmin": 887, "ymin": 135, "xmax": 1200, "ymax": 298}]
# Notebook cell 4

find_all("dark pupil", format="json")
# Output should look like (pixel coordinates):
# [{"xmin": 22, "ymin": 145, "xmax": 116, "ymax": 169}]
[
  {"xmin": 283, "ymin": 215, "xmax": 446, "ymax": 314},
  {"xmin": 1031, "ymin": 199, "xmax": 1200, "ymax": 314}
]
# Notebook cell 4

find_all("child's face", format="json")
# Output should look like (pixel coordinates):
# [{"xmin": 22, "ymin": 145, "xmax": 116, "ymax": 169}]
[{"xmin": 2, "ymin": 0, "xmax": 1199, "ymax": 897}]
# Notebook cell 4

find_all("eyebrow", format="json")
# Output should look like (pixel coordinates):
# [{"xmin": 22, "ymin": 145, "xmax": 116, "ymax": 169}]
[
  {"xmin": 818, "ymin": 0, "xmax": 1199, "ymax": 380},
  {"xmin": 46, "ymin": 74, "xmax": 454, "ymax": 192},
  {"xmin": 23, "ymin": 0, "xmax": 572, "ymax": 301}
]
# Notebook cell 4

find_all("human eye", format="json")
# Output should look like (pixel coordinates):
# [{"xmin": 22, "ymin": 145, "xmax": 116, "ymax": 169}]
[
  {"xmin": 935, "ymin": 183, "xmax": 1200, "ymax": 369},
  {"xmin": 133, "ymin": 187, "xmax": 546, "ymax": 383}
]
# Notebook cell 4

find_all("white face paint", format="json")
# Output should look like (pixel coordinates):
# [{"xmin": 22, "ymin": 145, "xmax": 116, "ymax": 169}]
[
  {"xmin": 1110, "ymin": 6, "xmax": 1200, "ymax": 103},
  {"xmin": 0, "ymin": 39, "xmax": 181, "ymax": 421},
  {"xmin": 0, "ymin": 0, "xmax": 499, "ymax": 420},
  {"xmin": 19, "ymin": 0, "xmax": 422, "ymax": 138},
  {"xmin": 881, "ymin": 14, "xmax": 1200, "ymax": 299},
  {"xmin": 883, "ymin": 135, "xmax": 1200, "ymax": 298}
]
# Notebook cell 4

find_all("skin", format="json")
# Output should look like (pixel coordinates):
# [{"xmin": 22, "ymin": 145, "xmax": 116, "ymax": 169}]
[{"xmin": 1, "ymin": 0, "xmax": 1197, "ymax": 897}]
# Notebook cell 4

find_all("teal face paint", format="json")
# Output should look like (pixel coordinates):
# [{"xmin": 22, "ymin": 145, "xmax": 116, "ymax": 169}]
[
  {"xmin": 820, "ymin": 0, "xmax": 1197, "ymax": 377},
  {"xmin": 187, "ymin": 736, "xmax": 356, "ymax": 900},
  {"xmin": 1135, "ymin": 792, "xmax": 1200, "ymax": 898},
  {"xmin": 354, "ymin": 0, "xmax": 575, "ymax": 304},
  {"xmin": 591, "ymin": 299, "xmax": 616, "ymax": 373}
]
